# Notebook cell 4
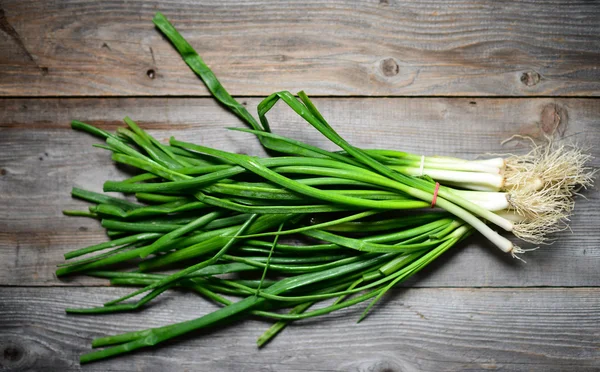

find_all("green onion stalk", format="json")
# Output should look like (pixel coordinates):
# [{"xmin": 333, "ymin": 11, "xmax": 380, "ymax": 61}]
[{"xmin": 57, "ymin": 12, "xmax": 594, "ymax": 364}]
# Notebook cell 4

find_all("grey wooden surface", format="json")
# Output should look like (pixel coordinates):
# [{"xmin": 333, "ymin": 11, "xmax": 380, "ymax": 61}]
[
  {"xmin": 1, "ymin": 0, "xmax": 600, "ymax": 96},
  {"xmin": 2, "ymin": 287, "xmax": 600, "ymax": 372},
  {"xmin": 1, "ymin": 1, "xmax": 599, "ymax": 371}
]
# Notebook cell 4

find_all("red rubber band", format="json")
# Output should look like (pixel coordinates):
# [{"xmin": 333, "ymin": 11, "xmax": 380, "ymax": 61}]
[{"xmin": 431, "ymin": 182, "xmax": 440, "ymax": 208}]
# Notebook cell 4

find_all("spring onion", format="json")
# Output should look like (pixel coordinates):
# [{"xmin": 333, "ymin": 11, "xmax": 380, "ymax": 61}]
[{"xmin": 57, "ymin": 12, "xmax": 595, "ymax": 364}]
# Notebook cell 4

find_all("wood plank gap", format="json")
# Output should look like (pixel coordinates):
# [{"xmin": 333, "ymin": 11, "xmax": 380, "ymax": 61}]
[{"xmin": 2, "ymin": 95, "xmax": 600, "ymax": 99}]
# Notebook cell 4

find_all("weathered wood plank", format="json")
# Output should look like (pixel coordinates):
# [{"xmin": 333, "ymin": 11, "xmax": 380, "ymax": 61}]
[
  {"xmin": 1, "ymin": 287, "xmax": 598, "ymax": 371},
  {"xmin": 1, "ymin": 0, "xmax": 600, "ymax": 97},
  {"xmin": 1, "ymin": 97, "xmax": 598, "ymax": 287}
]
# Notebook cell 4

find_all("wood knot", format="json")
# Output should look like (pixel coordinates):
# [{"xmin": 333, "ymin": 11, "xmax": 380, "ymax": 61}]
[
  {"xmin": 520, "ymin": 71, "xmax": 540, "ymax": 87},
  {"xmin": 0, "ymin": 169, "xmax": 6, "ymax": 176},
  {"xmin": 3, "ymin": 346, "xmax": 23, "ymax": 362},
  {"xmin": 540, "ymin": 103, "xmax": 567, "ymax": 136},
  {"xmin": 380, "ymin": 0, "xmax": 390, "ymax": 4},
  {"xmin": 146, "ymin": 69, "xmax": 156, "ymax": 79},
  {"xmin": 370, "ymin": 360, "xmax": 403, "ymax": 372},
  {"xmin": 381, "ymin": 58, "xmax": 399, "ymax": 77},
  {"xmin": 40, "ymin": 67, "xmax": 49, "ymax": 76},
  {"xmin": 0, "ymin": 340, "xmax": 29, "ymax": 370}
]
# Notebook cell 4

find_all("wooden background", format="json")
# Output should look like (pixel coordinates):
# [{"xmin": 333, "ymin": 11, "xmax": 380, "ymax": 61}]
[{"xmin": 1, "ymin": 1, "xmax": 599, "ymax": 371}]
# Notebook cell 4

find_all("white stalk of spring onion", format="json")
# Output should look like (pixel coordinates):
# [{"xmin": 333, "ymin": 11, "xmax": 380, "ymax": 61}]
[
  {"xmin": 390, "ymin": 166, "xmax": 505, "ymax": 190},
  {"xmin": 397, "ymin": 165, "xmax": 541, "ymax": 253},
  {"xmin": 391, "ymin": 163, "xmax": 544, "ymax": 193},
  {"xmin": 427, "ymin": 157, "xmax": 505, "ymax": 169},
  {"xmin": 382, "ymin": 158, "xmax": 501, "ymax": 174},
  {"xmin": 429, "ymin": 194, "xmax": 517, "ymax": 254},
  {"xmin": 451, "ymin": 190, "xmax": 509, "ymax": 211},
  {"xmin": 494, "ymin": 210, "xmax": 527, "ymax": 223},
  {"xmin": 368, "ymin": 149, "xmax": 505, "ymax": 168},
  {"xmin": 471, "ymin": 158, "xmax": 506, "ymax": 168},
  {"xmin": 395, "ymin": 181, "xmax": 516, "ymax": 254},
  {"xmin": 432, "ymin": 162, "xmax": 500, "ymax": 174},
  {"xmin": 464, "ymin": 199, "xmax": 507, "ymax": 212},
  {"xmin": 441, "ymin": 181, "xmax": 500, "ymax": 192}
]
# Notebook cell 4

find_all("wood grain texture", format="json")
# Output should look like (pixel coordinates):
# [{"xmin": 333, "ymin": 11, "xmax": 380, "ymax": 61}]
[
  {"xmin": 1, "ymin": 97, "xmax": 598, "ymax": 287},
  {"xmin": 1, "ymin": 0, "xmax": 600, "ymax": 97},
  {"xmin": 1, "ymin": 286, "xmax": 599, "ymax": 371}
]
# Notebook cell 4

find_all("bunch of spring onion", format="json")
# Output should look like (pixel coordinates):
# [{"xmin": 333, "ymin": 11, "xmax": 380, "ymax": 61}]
[{"xmin": 58, "ymin": 13, "xmax": 595, "ymax": 364}]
